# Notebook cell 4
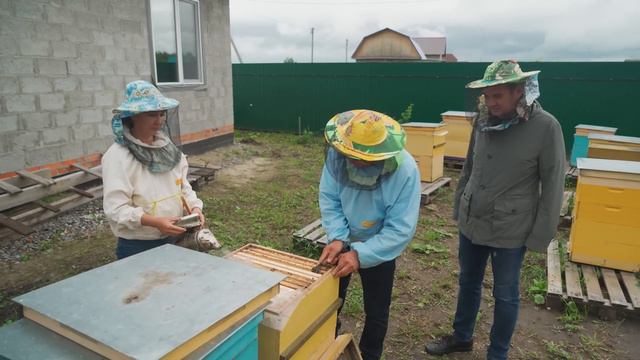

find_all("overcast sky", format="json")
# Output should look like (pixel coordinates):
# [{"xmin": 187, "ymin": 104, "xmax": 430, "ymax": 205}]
[{"xmin": 229, "ymin": 0, "xmax": 640, "ymax": 63}]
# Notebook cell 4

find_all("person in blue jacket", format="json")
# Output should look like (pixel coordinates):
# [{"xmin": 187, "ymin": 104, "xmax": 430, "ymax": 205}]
[{"xmin": 318, "ymin": 109, "xmax": 421, "ymax": 360}]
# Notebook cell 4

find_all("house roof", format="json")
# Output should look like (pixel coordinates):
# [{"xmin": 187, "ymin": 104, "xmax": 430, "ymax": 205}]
[
  {"xmin": 412, "ymin": 37, "xmax": 446, "ymax": 56},
  {"xmin": 351, "ymin": 28, "xmax": 426, "ymax": 60}
]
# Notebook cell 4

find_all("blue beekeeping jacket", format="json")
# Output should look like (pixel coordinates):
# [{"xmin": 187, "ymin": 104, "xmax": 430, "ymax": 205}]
[{"xmin": 319, "ymin": 148, "xmax": 421, "ymax": 268}]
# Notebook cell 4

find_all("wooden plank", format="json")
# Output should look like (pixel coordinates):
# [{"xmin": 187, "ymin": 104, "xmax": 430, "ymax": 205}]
[
  {"xmin": 228, "ymin": 260, "xmax": 311, "ymax": 289},
  {"xmin": 560, "ymin": 191, "xmax": 571, "ymax": 217},
  {"xmin": 316, "ymin": 235, "xmax": 328, "ymax": 245},
  {"xmin": 0, "ymin": 166, "xmax": 101, "ymax": 212},
  {"xmin": 304, "ymin": 225, "xmax": 326, "ymax": 242},
  {"xmin": 68, "ymin": 187, "xmax": 94, "ymax": 198},
  {"xmin": 16, "ymin": 170, "xmax": 55, "ymax": 186},
  {"xmin": 232, "ymin": 252, "xmax": 320, "ymax": 280},
  {"xmin": 546, "ymin": 240, "xmax": 563, "ymax": 296},
  {"xmin": 0, "ymin": 169, "xmax": 51, "ymax": 194},
  {"xmin": 33, "ymin": 200, "xmax": 60, "ymax": 213},
  {"xmin": 293, "ymin": 218, "xmax": 322, "ymax": 238},
  {"xmin": 564, "ymin": 261, "xmax": 585, "ymax": 301},
  {"xmin": 0, "ymin": 186, "xmax": 102, "ymax": 241},
  {"xmin": 422, "ymin": 177, "xmax": 451, "ymax": 197},
  {"xmin": 0, "ymin": 213, "xmax": 33, "ymax": 235},
  {"xmin": 620, "ymin": 272, "xmax": 640, "ymax": 309},
  {"xmin": 71, "ymin": 163, "xmax": 102, "ymax": 178},
  {"xmin": 238, "ymin": 244, "xmax": 321, "ymax": 267},
  {"xmin": 0, "ymin": 180, "xmax": 22, "ymax": 194},
  {"xmin": 244, "ymin": 248, "xmax": 317, "ymax": 270},
  {"xmin": 229, "ymin": 255, "xmax": 316, "ymax": 287},
  {"xmin": 601, "ymin": 269, "xmax": 631, "ymax": 308},
  {"xmin": 318, "ymin": 334, "xmax": 363, "ymax": 360},
  {"xmin": 581, "ymin": 265, "xmax": 609, "ymax": 305}
]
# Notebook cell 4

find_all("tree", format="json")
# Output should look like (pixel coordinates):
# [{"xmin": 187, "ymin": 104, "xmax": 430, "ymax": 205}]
[{"xmin": 283, "ymin": 57, "xmax": 296, "ymax": 63}]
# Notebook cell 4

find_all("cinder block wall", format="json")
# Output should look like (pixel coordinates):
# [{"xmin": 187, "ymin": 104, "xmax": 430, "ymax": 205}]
[
  {"xmin": 0, "ymin": 0, "xmax": 234, "ymax": 175},
  {"xmin": 161, "ymin": 0, "xmax": 235, "ymax": 149}
]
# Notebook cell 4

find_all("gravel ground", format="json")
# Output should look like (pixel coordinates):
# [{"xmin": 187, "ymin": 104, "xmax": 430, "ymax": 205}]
[{"xmin": 0, "ymin": 199, "xmax": 107, "ymax": 263}]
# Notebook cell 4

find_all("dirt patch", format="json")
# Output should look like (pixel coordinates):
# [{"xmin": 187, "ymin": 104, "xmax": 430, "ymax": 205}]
[{"xmin": 216, "ymin": 157, "xmax": 276, "ymax": 188}]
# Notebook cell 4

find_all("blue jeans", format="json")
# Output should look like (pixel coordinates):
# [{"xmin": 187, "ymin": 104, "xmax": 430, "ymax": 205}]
[
  {"xmin": 453, "ymin": 233, "xmax": 526, "ymax": 360},
  {"xmin": 116, "ymin": 237, "xmax": 178, "ymax": 260}
]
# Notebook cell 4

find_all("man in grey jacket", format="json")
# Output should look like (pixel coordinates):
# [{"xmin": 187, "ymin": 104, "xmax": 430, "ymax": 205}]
[{"xmin": 425, "ymin": 60, "xmax": 565, "ymax": 360}]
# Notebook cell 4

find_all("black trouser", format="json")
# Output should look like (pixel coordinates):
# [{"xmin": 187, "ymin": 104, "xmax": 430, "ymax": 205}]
[{"xmin": 338, "ymin": 259, "xmax": 396, "ymax": 360}]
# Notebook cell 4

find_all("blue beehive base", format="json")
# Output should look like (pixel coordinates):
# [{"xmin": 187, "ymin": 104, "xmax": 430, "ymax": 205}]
[
  {"xmin": 203, "ymin": 312, "xmax": 264, "ymax": 360},
  {"xmin": 571, "ymin": 134, "xmax": 590, "ymax": 167}
]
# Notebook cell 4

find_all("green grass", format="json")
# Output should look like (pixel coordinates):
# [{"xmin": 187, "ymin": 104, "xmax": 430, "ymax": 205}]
[
  {"xmin": 343, "ymin": 280, "xmax": 364, "ymax": 316},
  {"xmin": 199, "ymin": 131, "xmax": 326, "ymax": 255},
  {"xmin": 543, "ymin": 340, "xmax": 573, "ymax": 359}
]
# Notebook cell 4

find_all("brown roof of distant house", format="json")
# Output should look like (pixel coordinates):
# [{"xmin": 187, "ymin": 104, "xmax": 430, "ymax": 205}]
[
  {"xmin": 412, "ymin": 37, "xmax": 446, "ymax": 56},
  {"xmin": 443, "ymin": 53, "xmax": 458, "ymax": 62}
]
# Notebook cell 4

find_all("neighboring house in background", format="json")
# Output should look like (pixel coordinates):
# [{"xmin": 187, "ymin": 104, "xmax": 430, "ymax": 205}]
[
  {"xmin": 0, "ymin": 0, "xmax": 234, "ymax": 177},
  {"xmin": 352, "ymin": 28, "xmax": 457, "ymax": 63},
  {"xmin": 412, "ymin": 36, "xmax": 457, "ymax": 62}
]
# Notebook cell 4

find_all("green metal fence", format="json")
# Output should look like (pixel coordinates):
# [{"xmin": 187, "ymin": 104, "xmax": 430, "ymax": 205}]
[{"xmin": 232, "ymin": 62, "xmax": 640, "ymax": 152}]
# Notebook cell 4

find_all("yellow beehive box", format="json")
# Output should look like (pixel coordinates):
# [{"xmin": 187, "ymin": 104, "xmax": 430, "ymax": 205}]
[
  {"xmin": 226, "ymin": 244, "xmax": 340, "ymax": 360},
  {"xmin": 440, "ymin": 111, "xmax": 476, "ymax": 159},
  {"xmin": 414, "ymin": 150, "xmax": 445, "ymax": 182},
  {"xmin": 402, "ymin": 122, "xmax": 447, "ymax": 182},
  {"xmin": 402, "ymin": 122, "xmax": 447, "ymax": 157},
  {"xmin": 569, "ymin": 158, "xmax": 640, "ymax": 272},
  {"xmin": 587, "ymin": 133, "xmax": 640, "ymax": 162}
]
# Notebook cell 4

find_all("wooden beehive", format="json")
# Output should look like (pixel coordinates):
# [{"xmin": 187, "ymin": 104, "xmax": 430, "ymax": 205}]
[
  {"xmin": 402, "ymin": 122, "xmax": 447, "ymax": 182},
  {"xmin": 12, "ymin": 245, "xmax": 283, "ymax": 360},
  {"xmin": 570, "ymin": 124, "xmax": 617, "ymax": 166},
  {"xmin": 587, "ymin": 133, "xmax": 640, "ymax": 162},
  {"xmin": 227, "ymin": 244, "xmax": 340, "ymax": 360},
  {"xmin": 440, "ymin": 111, "xmax": 475, "ymax": 159},
  {"xmin": 569, "ymin": 158, "xmax": 640, "ymax": 272}
]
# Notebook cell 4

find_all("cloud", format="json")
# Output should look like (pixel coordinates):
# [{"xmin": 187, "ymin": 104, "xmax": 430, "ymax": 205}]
[{"xmin": 229, "ymin": 0, "xmax": 640, "ymax": 63}]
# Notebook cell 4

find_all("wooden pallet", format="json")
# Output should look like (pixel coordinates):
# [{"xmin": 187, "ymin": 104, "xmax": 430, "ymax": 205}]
[
  {"xmin": 565, "ymin": 166, "xmax": 579, "ymax": 178},
  {"xmin": 0, "ymin": 163, "xmax": 216, "ymax": 237},
  {"xmin": 558, "ymin": 191, "xmax": 574, "ymax": 228},
  {"xmin": 546, "ymin": 240, "xmax": 640, "ymax": 320},
  {"xmin": 444, "ymin": 157, "xmax": 465, "ymax": 170},
  {"xmin": 420, "ymin": 177, "xmax": 451, "ymax": 205},
  {"xmin": 293, "ymin": 218, "xmax": 328, "ymax": 247},
  {"xmin": 187, "ymin": 164, "xmax": 220, "ymax": 191}
]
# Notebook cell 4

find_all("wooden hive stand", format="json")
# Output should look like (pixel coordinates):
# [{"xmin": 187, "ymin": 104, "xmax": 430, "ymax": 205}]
[
  {"xmin": 546, "ymin": 240, "xmax": 640, "ymax": 320},
  {"xmin": 420, "ymin": 177, "xmax": 451, "ymax": 205},
  {"xmin": 557, "ymin": 191, "xmax": 575, "ymax": 229},
  {"xmin": 293, "ymin": 218, "xmax": 328, "ymax": 247}
]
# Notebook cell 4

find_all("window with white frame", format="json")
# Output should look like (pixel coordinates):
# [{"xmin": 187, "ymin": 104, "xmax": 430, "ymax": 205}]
[{"xmin": 149, "ymin": 0, "xmax": 203, "ymax": 84}]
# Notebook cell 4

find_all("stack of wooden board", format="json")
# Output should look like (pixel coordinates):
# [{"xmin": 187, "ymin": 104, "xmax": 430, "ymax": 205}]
[
  {"xmin": 569, "ymin": 158, "xmax": 640, "ymax": 272},
  {"xmin": 226, "ymin": 244, "xmax": 341, "ymax": 360},
  {"xmin": 402, "ymin": 122, "xmax": 448, "ymax": 182},
  {"xmin": 0, "ymin": 245, "xmax": 284, "ymax": 359}
]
